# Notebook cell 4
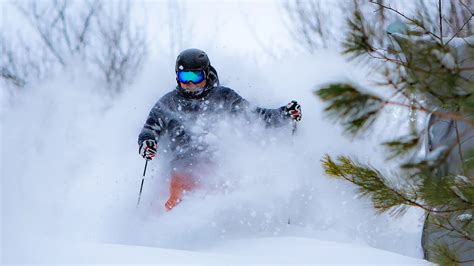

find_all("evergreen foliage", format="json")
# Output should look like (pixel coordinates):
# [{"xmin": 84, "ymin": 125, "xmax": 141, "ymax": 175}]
[
  {"xmin": 316, "ymin": 0, "xmax": 474, "ymax": 264},
  {"xmin": 322, "ymin": 155, "xmax": 413, "ymax": 215},
  {"xmin": 315, "ymin": 83, "xmax": 383, "ymax": 134}
]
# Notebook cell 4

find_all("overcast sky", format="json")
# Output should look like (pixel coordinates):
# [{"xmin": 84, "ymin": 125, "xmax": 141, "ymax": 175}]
[
  {"xmin": 134, "ymin": 0, "xmax": 299, "ymax": 62},
  {"xmin": 1, "ymin": 0, "xmax": 301, "ymax": 63}
]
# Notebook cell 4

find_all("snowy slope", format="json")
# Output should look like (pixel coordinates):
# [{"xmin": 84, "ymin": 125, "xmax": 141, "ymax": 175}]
[
  {"xmin": 2, "ymin": 47, "xmax": 428, "ymax": 264},
  {"xmin": 4, "ymin": 237, "xmax": 430, "ymax": 265}
]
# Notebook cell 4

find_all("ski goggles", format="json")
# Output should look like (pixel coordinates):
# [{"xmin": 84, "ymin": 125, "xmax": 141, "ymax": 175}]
[{"xmin": 177, "ymin": 70, "xmax": 206, "ymax": 84}]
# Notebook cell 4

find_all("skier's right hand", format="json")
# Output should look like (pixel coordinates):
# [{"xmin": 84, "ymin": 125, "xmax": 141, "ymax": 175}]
[
  {"xmin": 139, "ymin": 140, "xmax": 157, "ymax": 160},
  {"xmin": 285, "ymin": 100, "xmax": 302, "ymax": 121}
]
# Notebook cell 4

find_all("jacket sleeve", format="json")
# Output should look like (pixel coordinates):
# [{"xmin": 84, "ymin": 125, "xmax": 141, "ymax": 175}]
[
  {"xmin": 254, "ymin": 105, "xmax": 289, "ymax": 127},
  {"xmin": 225, "ymin": 88, "xmax": 290, "ymax": 127},
  {"xmin": 138, "ymin": 100, "xmax": 169, "ymax": 145}
]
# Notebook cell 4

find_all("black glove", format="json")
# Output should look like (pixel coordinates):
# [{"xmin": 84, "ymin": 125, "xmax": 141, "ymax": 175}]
[
  {"xmin": 139, "ymin": 140, "xmax": 157, "ymax": 160},
  {"xmin": 285, "ymin": 100, "xmax": 302, "ymax": 121}
]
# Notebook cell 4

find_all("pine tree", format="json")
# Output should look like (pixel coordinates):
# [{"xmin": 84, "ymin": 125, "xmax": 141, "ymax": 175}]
[{"xmin": 315, "ymin": 1, "xmax": 474, "ymax": 264}]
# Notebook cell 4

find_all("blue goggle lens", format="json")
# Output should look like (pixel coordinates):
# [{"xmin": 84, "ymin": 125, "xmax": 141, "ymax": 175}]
[{"xmin": 178, "ymin": 70, "xmax": 205, "ymax": 84}]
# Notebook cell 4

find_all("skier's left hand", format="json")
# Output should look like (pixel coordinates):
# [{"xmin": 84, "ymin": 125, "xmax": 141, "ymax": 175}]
[{"xmin": 285, "ymin": 100, "xmax": 302, "ymax": 121}]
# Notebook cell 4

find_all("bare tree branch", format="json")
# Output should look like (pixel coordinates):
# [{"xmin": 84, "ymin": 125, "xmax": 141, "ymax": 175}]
[
  {"xmin": 439, "ymin": 0, "xmax": 444, "ymax": 45},
  {"xmin": 4, "ymin": 0, "xmax": 146, "ymax": 95},
  {"xmin": 369, "ymin": 0, "xmax": 443, "ymax": 43},
  {"xmin": 445, "ymin": 14, "xmax": 474, "ymax": 45}
]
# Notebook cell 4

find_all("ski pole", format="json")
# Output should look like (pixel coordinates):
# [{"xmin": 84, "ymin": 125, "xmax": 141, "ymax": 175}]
[
  {"xmin": 288, "ymin": 120, "xmax": 298, "ymax": 225},
  {"xmin": 136, "ymin": 160, "xmax": 148, "ymax": 207},
  {"xmin": 292, "ymin": 121, "xmax": 298, "ymax": 136}
]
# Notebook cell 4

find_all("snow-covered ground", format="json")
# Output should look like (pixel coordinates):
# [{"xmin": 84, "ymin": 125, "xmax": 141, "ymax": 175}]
[
  {"xmin": 5, "ymin": 237, "xmax": 430, "ymax": 264},
  {"xmin": 1, "ymin": 1, "xmax": 430, "ymax": 264},
  {"xmin": 2, "ymin": 49, "xmax": 429, "ymax": 264}
]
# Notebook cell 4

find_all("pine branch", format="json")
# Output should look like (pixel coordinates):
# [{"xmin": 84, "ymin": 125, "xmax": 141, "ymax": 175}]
[
  {"xmin": 342, "ymin": 4, "xmax": 376, "ymax": 57},
  {"xmin": 430, "ymin": 242, "xmax": 461, "ymax": 266},
  {"xmin": 322, "ymin": 154, "xmax": 473, "ymax": 214},
  {"xmin": 420, "ymin": 174, "xmax": 474, "ymax": 210},
  {"xmin": 311, "ymin": 1, "xmax": 474, "ymax": 263},
  {"xmin": 382, "ymin": 135, "xmax": 420, "ymax": 159},
  {"xmin": 316, "ymin": 82, "xmax": 474, "ymax": 136},
  {"xmin": 321, "ymin": 154, "xmax": 418, "ymax": 215},
  {"xmin": 315, "ymin": 83, "xmax": 383, "ymax": 134}
]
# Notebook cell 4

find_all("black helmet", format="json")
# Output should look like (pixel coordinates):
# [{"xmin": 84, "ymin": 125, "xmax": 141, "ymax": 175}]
[{"xmin": 175, "ymin": 48, "xmax": 210, "ymax": 73}]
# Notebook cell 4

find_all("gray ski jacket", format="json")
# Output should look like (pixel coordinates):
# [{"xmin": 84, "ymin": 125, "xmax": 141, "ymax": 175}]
[{"xmin": 138, "ymin": 68, "xmax": 291, "ymax": 167}]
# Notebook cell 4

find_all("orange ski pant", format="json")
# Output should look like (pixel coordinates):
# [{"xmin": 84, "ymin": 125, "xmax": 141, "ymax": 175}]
[{"xmin": 164, "ymin": 172, "xmax": 199, "ymax": 211}]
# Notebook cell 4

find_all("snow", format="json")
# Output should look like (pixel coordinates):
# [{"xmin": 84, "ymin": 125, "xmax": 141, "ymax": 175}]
[
  {"xmin": 1, "ymin": 1, "xmax": 430, "ymax": 265},
  {"xmin": 457, "ymin": 213, "xmax": 472, "ymax": 222},
  {"xmin": 1, "ymin": 49, "xmax": 428, "ymax": 264},
  {"xmin": 5, "ymin": 237, "xmax": 430, "ymax": 265}
]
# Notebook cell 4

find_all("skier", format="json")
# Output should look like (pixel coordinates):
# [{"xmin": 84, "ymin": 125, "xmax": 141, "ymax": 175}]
[{"xmin": 138, "ymin": 48, "xmax": 302, "ymax": 211}]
